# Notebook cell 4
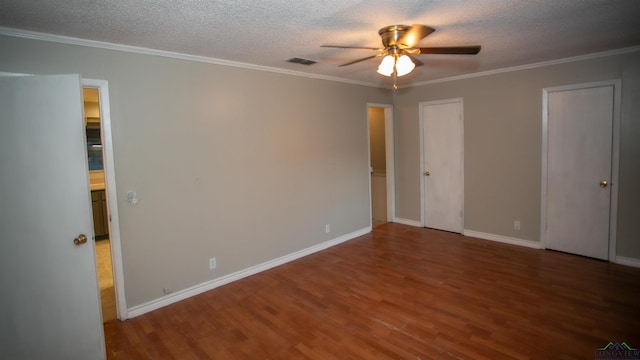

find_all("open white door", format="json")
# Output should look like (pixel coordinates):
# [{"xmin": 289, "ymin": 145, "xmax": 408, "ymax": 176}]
[{"xmin": 0, "ymin": 75, "xmax": 105, "ymax": 359}]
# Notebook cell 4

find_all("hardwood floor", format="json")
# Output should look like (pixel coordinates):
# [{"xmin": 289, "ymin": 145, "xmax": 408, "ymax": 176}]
[{"xmin": 104, "ymin": 223, "xmax": 640, "ymax": 359}]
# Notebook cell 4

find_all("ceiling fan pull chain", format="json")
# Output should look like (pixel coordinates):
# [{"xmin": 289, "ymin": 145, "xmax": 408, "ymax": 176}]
[{"xmin": 393, "ymin": 71, "xmax": 398, "ymax": 90}]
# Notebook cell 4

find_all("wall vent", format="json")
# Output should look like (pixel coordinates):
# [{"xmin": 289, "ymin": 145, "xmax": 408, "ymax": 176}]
[{"xmin": 286, "ymin": 57, "xmax": 317, "ymax": 65}]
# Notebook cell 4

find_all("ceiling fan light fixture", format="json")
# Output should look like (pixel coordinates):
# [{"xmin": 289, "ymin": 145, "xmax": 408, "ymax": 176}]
[
  {"xmin": 323, "ymin": 24, "xmax": 480, "ymax": 87},
  {"xmin": 395, "ymin": 55, "xmax": 415, "ymax": 76},
  {"xmin": 376, "ymin": 55, "xmax": 395, "ymax": 76}
]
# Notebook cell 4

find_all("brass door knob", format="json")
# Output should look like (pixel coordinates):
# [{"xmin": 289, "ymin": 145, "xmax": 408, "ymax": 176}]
[
  {"xmin": 73, "ymin": 234, "xmax": 88, "ymax": 246},
  {"xmin": 599, "ymin": 180, "xmax": 608, "ymax": 188},
  {"xmin": 424, "ymin": 171, "xmax": 430, "ymax": 176}
]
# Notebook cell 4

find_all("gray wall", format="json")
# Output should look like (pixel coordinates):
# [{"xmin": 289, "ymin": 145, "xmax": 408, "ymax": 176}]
[
  {"xmin": 393, "ymin": 50, "xmax": 640, "ymax": 259},
  {"xmin": 0, "ymin": 34, "xmax": 391, "ymax": 307},
  {"xmin": 2, "ymin": 32, "xmax": 638, "ymax": 310}
]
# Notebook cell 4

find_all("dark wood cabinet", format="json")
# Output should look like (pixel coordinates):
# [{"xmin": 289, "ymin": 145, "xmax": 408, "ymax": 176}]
[{"xmin": 91, "ymin": 190, "xmax": 109, "ymax": 239}]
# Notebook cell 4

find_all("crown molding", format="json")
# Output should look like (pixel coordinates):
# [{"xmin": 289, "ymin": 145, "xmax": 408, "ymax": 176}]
[
  {"xmin": 0, "ymin": 26, "xmax": 379, "ymax": 88},
  {"xmin": 403, "ymin": 45, "xmax": 640, "ymax": 88},
  {"xmin": 2, "ymin": 27, "xmax": 638, "ymax": 90}
]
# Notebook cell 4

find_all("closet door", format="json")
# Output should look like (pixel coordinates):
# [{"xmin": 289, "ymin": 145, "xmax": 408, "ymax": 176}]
[{"xmin": 544, "ymin": 82, "xmax": 616, "ymax": 260}]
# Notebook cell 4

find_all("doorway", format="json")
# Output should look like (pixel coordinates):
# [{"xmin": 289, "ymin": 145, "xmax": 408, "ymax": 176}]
[
  {"xmin": 419, "ymin": 98, "xmax": 464, "ymax": 233},
  {"xmin": 82, "ymin": 79, "xmax": 127, "ymax": 321},
  {"xmin": 541, "ymin": 80, "xmax": 620, "ymax": 260},
  {"xmin": 367, "ymin": 104, "xmax": 395, "ymax": 228},
  {"xmin": 83, "ymin": 87, "xmax": 116, "ymax": 322}
]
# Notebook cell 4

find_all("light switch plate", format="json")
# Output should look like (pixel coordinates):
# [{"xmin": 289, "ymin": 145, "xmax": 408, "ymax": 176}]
[{"xmin": 125, "ymin": 190, "xmax": 139, "ymax": 206}]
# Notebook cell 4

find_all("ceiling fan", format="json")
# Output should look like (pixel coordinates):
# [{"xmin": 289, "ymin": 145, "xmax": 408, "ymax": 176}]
[{"xmin": 322, "ymin": 24, "xmax": 481, "ymax": 88}]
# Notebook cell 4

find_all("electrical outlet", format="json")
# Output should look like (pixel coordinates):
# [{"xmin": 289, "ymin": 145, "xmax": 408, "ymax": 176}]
[
  {"xmin": 209, "ymin": 257, "xmax": 217, "ymax": 270},
  {"xmin": 514, "ymin": 221, "xmax": 521, "ymax": 230},
  {"xmin": 325, "ymin": 224, "xmax": 330, "ymax": 233}
]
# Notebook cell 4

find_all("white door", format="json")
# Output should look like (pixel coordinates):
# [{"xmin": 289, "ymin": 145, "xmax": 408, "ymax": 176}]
[
  {"xmin": 420, "ymin": 99, "xmax": 464, "ymax": 233},
  {"xmin": 0, "ymin": 75, "xmax": 106, "ymax": 359},
  {"xmin": 544, "ymin": 83, "xmax": 616, "ymax": 260}
]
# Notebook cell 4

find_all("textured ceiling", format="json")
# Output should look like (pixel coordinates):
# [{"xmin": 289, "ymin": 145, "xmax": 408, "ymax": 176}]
[{"xmin": 1, "ymin": 0, "xmax": 639, "ymax": 88}]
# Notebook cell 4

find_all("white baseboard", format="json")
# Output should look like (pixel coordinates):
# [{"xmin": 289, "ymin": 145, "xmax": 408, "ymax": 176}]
[
  {"xmin": 463, "ymin": 230, "xmax": 542, "ymax": 249},
  {"xmin": 127, "ymin": 226, "xmax": 371, "ymax": 319},
  {"xmin": 393, "ymin": 217, "xmax": 422, "ymax": 227},
  {"xmin": 464, "ymin": 231, "xmax": 640, "ymax": 267},
  {"xmin": 614, "ymin": 256, "xmax": 640, "ymax": 268}
]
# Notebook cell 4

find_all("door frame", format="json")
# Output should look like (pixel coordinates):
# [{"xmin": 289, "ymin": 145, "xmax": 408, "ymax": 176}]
[
  {"xmin": 367, "ymin": 103, "xmax": 395, "ymax": 226},
  {"xmin": 540, "ymin": 79, "xmax": 621, "ymax": 261},
  {"xmin": 83, "ymin": 78, "xmax": 128, "ymax": 319},
  {"xmin": 419, "ymin": 98, "xmax": 465, "ymax": 232}
]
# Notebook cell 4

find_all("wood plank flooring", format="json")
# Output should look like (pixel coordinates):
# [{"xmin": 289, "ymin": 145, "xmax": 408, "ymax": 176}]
[{"xmin": 104, "ymin": 223, "xmax": 640, "ymax": 359}]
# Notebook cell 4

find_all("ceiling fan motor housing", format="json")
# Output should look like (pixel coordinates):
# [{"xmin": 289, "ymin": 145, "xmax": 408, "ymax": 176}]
[
  {"xmin": 379, "ymin": 25, "xmax": 411, "ymax": 48},
  {"xmin": 378, "ymin": 24, "xmax": 436, "ymax": 49}
]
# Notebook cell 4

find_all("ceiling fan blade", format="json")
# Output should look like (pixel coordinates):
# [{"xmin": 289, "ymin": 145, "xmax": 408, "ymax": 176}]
[
  {"xmin": 398, "ymin": 24, "xmax": 435, "ymax": 48},
  {"xmin": 417, "ymin": 46, "xmax": 481, "ymax": 55},
  {"xmin": 339, "ymin": 55, "xmax": 379, "ymax": 67},
  {"xmin": 321, "ymin": 45, "xmax": 381, "ymax": 50}
]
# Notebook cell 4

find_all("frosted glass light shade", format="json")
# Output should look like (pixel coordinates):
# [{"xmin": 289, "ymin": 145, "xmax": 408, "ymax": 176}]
[
  {"xmin": 395, "ymin": 55, "xmax": 415, "ymax": 77},
  {"xmin": 376, "ymin": 55, "xmax": 395, "ymax": 76}
]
